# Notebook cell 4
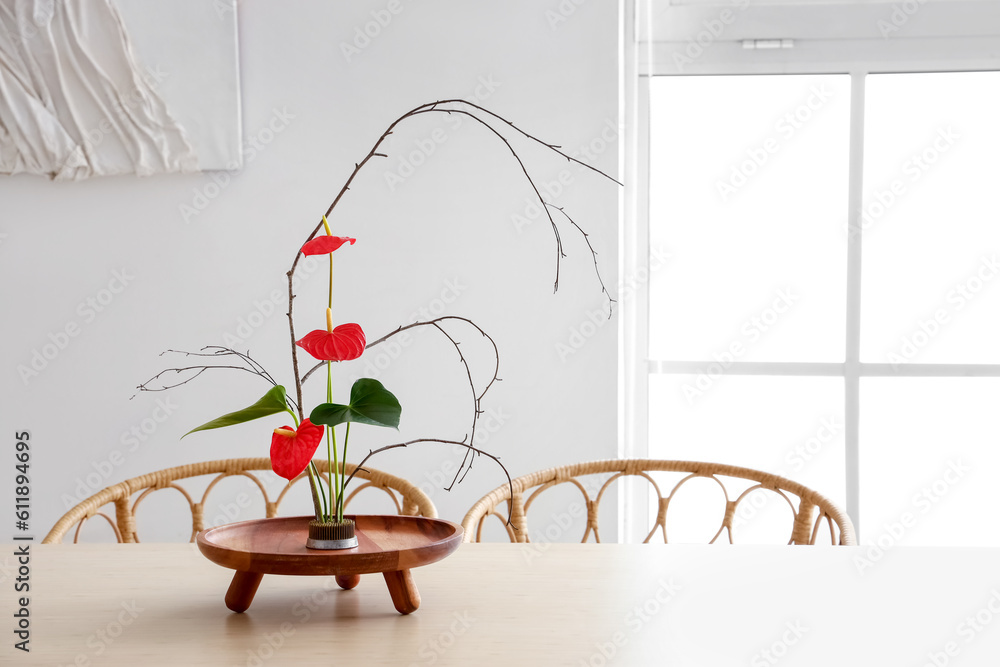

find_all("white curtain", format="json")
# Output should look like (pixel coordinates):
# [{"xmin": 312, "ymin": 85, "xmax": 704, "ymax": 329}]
[{"xmin": 0, "ymin": 0, "xmax": 197, "ymax": 179}]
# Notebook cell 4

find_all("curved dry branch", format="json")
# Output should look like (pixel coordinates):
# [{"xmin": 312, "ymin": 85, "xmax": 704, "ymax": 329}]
[
  {"xmin": 303, "ymin": 315, "xmax": 502, "ymax": 490},
  {"xmin": 342, "ymin": 436, "xmax": 512, "ymax": 526},
  {"xmin": 134, "ymin": 348, "xmax": 286, "ymax": 405},
  {"xmin": 286, "ymin": 100, "xmax": 618, "ymax": 422},
  {"xmin": 411, "ymin": 106, "xmax": 565, "ymax": 293},
  {"xmin": 303, "ymin": 315, "xmax": 500, "ymax": 388},
  {"xmin": 429, "ymin": 321, "xmax": 482, "ymax": 490},
  {"xmin": 546, "ymin": 203, "xmax": 615, "ymax": 315},
  {"xmin": 427, "ymin": 99, "xmax": 622, "ymax": 187}
]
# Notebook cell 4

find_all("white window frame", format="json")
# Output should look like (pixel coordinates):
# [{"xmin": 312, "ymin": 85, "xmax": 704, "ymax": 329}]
[{"xmin": 620, "ymin": 0, "xmax": 1000, "ymax": 542}]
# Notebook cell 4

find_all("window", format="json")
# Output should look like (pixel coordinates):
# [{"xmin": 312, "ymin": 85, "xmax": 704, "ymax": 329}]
[{"xmin": 625, "ymin": 1, "xmax": 1000, "ymax": 546}]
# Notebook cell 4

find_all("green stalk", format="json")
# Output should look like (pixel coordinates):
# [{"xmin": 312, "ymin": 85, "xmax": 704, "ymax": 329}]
[
  {"xmin": 338, "ymin": 422, "xmax": 351, "ymax": 518},
  {"xmin": 328, "ymin": 426, "xmax": 340, "ymax": 521},
  {"xmin": 285, "ymin": 408, "xmax": 326, "ymax": 520},
  {"xmin": 326, "ymin": 360, "xmax": 341, "ymax": 522},
  {"xmin": 321, "ymin": 225, "xmax": 341, "ymax": 522}
]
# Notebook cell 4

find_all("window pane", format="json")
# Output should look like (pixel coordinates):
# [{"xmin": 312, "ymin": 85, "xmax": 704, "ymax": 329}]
[
  {"xmin": 860, "ymin": 378, "xmax": 1000, "ymax": 547},
  {"xmin": 861, "ymin": 72, "xmax": 1000, "ymax": 364},
  {"xmin": 649, "ymin": 375, "xmax": 845, "ymax": 543},
  {"xmin": 649, "ymin": 75, "xmax": 850, "ymax": 362}
]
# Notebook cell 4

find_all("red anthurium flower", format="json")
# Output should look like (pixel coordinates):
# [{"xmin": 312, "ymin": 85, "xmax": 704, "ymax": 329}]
[
  {"xmin": 296, "ymin": 323, "xmax": 366, "ymax": 361},
  {"xmin": 270, "ymin": 419, "xmax": 324, "ymax": 480},
  {"xmin": 301, "ymin": 236, "xmax": 356, "ymax": 256}
]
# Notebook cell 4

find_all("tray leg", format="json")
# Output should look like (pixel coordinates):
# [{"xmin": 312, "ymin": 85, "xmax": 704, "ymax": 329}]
[
  {"xmin": 225, "ymin": 571, "xmax": 263, "ymax": 613},
  {"xmin": 336, "ymin": 574, "xmax": 361, "ymax": 590},
  {"xmin": 383, "ymin": 569, "xmax": 420, "ymax": 615}
]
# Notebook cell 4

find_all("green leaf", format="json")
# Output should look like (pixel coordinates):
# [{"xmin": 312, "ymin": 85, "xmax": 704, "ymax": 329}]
[
  {"xmin": 182, "ymin": 385, "xmax": 290, "ymax": 438},
  {"xmin": 310, "ymin": 378, "xmax": 401, "ymax": 429}
]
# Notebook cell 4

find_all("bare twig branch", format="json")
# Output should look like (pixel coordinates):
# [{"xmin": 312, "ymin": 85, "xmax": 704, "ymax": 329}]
[
  {"xmin": 429, "ymin": 321, "xmax": 482, "ymax": 489},
  {"xmin": 136, "ymin": 349, "xmax": 274, "ymax": 391},
  {"xmin": 302, "ymin": 315, "xmax": 500, "ymax": 385},
  {"xmin": 201, "ymin": 346, "xmax": 280, "ymax": 386},
  {"xmin": 285, "ymin": 100, "xmax": 618, "ymax": 424},
  {"xmin": 303, "ymin": 315, "xmax": 502, "ymax": 489},
  {"xmin": 342, "ymin": 437, "xmax": 513, "ymax": 526},
  {"xmin": 546, "ymin": 204, "xmax": 616, "ymax": 316},
  {"xmin": 134, "ymin": 348, "xmax": 296, "ymax": 411},
  {"xmin": 428, "ymin": 99, "xmax": 622, "ymax": 187},
  {"xmin": 411, "ymin": 107, "xmax": 565, "ymax": 293}
]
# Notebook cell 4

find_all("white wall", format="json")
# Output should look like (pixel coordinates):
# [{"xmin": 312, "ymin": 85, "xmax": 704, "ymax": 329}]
[{"xmin": 0, "ymin": 0, "xmax": 619, "ymax": 541}]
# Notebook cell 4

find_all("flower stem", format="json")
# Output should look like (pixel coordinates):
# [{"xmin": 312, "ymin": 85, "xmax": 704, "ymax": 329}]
[
  {"xmin": 286, "ymin": 407, "xmax": 325, "ymax": 519},
  {"xmin": 339, "ymin": 422, "xmax": 351, "ymax": 518},
  {"xmin": 324, "ymin": 215, "xmax": 334, "ymax": 310},
  {"xmin": 326, "ymin": 359, "xmax": 341, "ymax": 522},
  {"xmin": 322, "ymin": 217, "xmax": 341, "ymax": 522}
]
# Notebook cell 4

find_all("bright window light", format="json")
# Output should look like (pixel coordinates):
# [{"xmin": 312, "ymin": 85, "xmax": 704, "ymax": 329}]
[
  {"xmin": 861, "ymin": 72, "xmax": 1000, "ymax": 365},
  {"xmin": 649, "ymin": 75, "xmax": 850, "ymax": 363},
  {"xmin": 860, "ymin": 378, "xmax": 1000, "ymax": 547}
]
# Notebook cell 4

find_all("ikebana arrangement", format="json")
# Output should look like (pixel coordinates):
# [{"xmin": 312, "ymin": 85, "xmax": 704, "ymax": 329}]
[
  {"xmin": 178, "ymin": 219, "xmax": 400, "ymax": 548},
  {"xmin": 137, "ymin": 99, "xmax": 619, "ymax": 552}
]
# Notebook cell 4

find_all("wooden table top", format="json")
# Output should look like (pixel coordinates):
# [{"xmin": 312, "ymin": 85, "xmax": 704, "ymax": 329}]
[{"xmin": 5, "ymin": 542, "xmax": 1000, "ymax": 665}]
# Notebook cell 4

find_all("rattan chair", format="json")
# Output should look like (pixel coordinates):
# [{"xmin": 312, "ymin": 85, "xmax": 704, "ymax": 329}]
[
  {"xmin": 462, "ymin": 459, "xmax": 856, "ymax": 546},
  {"xmin": 44, "ymin": 457, "xmax": 436, "ymax": 544}
]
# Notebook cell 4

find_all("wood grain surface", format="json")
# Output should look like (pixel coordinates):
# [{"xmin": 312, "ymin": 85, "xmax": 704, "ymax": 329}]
[{"xmin": 9, "ymin": 543, "xmax": 1000, "ymax": 666}]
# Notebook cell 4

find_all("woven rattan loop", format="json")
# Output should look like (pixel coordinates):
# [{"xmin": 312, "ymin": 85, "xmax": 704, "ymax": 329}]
[
  {"xmin": 461, "ymin": 459, "xmax": 855, "ymax": 546},
  {"xmin": 44, "ymin": 458, "xmax": 436, "ymax": 544}
]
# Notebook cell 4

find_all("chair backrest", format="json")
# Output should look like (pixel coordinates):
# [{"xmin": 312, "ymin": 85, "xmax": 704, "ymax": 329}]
[
  {"xmin": 462, "ymin": 459, "xmax": 855, "ymax": 546},
  {"xmin": 44, "ymin": 457, "xmax": 436, "ymax": 544}
]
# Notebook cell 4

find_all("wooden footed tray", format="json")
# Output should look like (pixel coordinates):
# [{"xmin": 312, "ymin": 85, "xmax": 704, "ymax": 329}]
[{"xmin": 196, "ymin": 515, "xmax": 463, "ymax": 615}]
